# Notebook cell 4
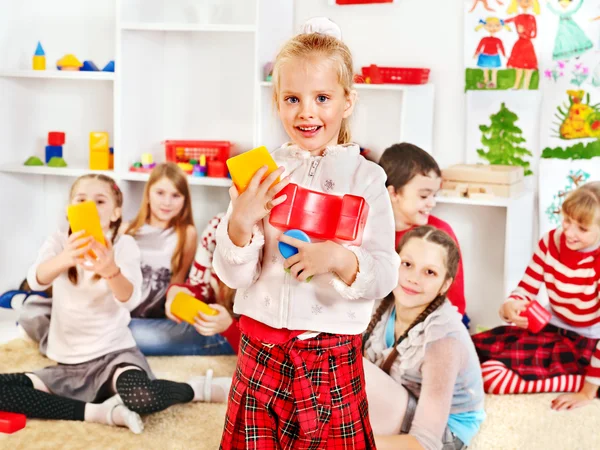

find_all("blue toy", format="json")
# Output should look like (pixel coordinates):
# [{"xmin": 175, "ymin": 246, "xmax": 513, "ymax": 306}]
[
  {"xmin": 81, "ymin": 60, "xmax": 99, "ymax": 71},
  {"xmin": 278, "ymin": 229, "xmax": 311, "ymax": 259},
  {"xmin": 45, "ymin": 145, "xmax": 63, "ymax": 163},
  {"xmin": 102, "ymin": 60, "xmax": 115, "ymax": 72}
]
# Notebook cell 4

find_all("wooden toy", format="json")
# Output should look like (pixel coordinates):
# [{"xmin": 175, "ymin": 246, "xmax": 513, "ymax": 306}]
[
  {"xmin": 170, "ymin": 292, "xmax": 218, "ymax": 325},
  {"xmin": 0, "ymin": 411, "xmax": 26, "ymax": 434},
  {"xmin": 520, "ymin": 300, "xmax": 551, "ymax": 334},
  {"xmin": 32, "ymin": 42, "xmax": 45, "ymax": 71},
  {"xmin": 226, "ymin": 146, "xmax": 280, "ymax": 193},
  {"xmin": 67, "ymin": 200, "xmax": 105, "ymax": 258},
  {"xmin": 56, "ymin": 54, "xmax": 82, "ymax": 71},
  {"xmin": 440, "ymin": 164, "xmax": 525, "ymax": 199},
  {"xmin": 270, "ymin": 183, "xmax": 369, "ymax": 245}
]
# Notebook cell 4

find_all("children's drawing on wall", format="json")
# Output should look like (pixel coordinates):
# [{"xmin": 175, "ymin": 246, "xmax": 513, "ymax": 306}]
[
  {"xmin": 477, "ymin": 102, "xmax": 534, "ymax": 174},
  {"xmin": 472, "ymin": 17, "xmax": 509, "ymax": 88},
  {"xmin": 552, "ymin": 89, "xmax": 600, "ymax": 139},
  {"xmin": 469, "ymin": 0, "xmax": 505, "ymax": 13},
  {"xmin": 546, "ymin": 0, "xmax": 593, "ymax": 62},
  {"xmin": 545, "ymin": 169, "xmax": 590, "ymax": 225},
  {"xmin": 466, "ymin": 90, "xmax": 542, "ymax": 177},
  {"xmin": 505, "ymin": 0, "xmax": 540, "ymax": 89}
]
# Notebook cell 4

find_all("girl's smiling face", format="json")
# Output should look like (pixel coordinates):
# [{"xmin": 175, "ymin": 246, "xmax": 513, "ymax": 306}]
[{"xmin": 148, "ymin": 177, "xmax": 185, "ymax": 226}]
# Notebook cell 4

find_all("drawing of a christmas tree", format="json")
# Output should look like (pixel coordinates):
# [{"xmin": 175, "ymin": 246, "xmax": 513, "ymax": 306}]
[
  {"xmin": 477, "ymin": 102, "xmax": 533, "ymax": 175},
  {"xmin": 545, "ymin": 169, "xmax": 590, "ymax": 225}
]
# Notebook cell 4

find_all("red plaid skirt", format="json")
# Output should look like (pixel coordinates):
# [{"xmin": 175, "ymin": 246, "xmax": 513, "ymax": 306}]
[
  {"xmin": 220, "ymin": 333, "xmax": 376, "ymax": 450},
  {"xmin": 472, "ymin": 325, "xmax": 598, "ymax": 380}
]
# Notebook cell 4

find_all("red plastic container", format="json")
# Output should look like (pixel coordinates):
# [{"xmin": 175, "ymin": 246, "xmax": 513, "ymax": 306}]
[
  {"xmin": 521, "ymin": 300, "xmax": 551, "ymax": 334},
  {"xmin": 269, "ymin": 183, "xmax": 369, "ymax": 245},
  {"xmin": 48, "ymin": 131, "xmax": 65, "ymax": 146},
  {"xmin": 0, "ymin": 412, "xmax": 26, "ymax": 434},
  {"xmin": 360, "ymin": 65, "xmax": 430, "ymax": 85},
  {"xmin": 164, "ymin": 140, "xmax": 230, "ymax": 166}
]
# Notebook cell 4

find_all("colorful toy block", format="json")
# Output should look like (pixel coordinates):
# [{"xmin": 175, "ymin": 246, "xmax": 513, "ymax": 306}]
[
  {"xmin": 90, "ymin": 132, "xmax": 109, "ymax": 151},
  {"xmin": 57, "ymin": 54, "xmax": 82, "ymax": 71},
  {"xmin": 109, "ymin": 147, "xmax": 114, "ymax": 170},
  {"xmin": 24, "ymin": 156, "xmax": 44, "ymax": 166},
  {"xmin": 48, "ymin": 131, "xmax": 65, "ymax": 146},
  {"xmin": 32, "ymin": 42, "xmax": 45, "ymax": 71},
  {"xmin": 0, "ymin": 411, "xmax": 26, "ymax": 434},
  {"xmin": 90, "ymin": 151, "xmax": 110, "ymax": 171},
  {"xmin": 520, "ymin": 300, "xmax": 551, "ymax": 334},
  {"xmin": 45, "ymin": 145, "xmax": 63, "ymax": 164},
  {"xmin": 48, "ymin": 157, "xmax": 67, "ymax": 167},
  {"xmin": 207, "ymin": 159, "xmax": 227, "ymax": 178},
  {"xmin": 226, "ymin": 146, "xmax": 279, "ymax": 193},
  {"xmin": 270, "ymin": 183, "xmax": 369, "ymax": 245},
  {"xmin": 170, "ymin": 292, "xmax": 218, "ymax": 325},
  {"xmin": 279, "ymin": 229, "xmax": 311, "ymax": 259},
  {"xmin": 81, "ymin": 60, "xmax": 100, "ymax": 71},
  {"xmin": 67, "ymin": 200, "xmax": 105, "ymax": 259},
  {"xmin": 89, "ymin": 132, "xmax": 111, "ymax": 170},
  {"xmin": 102, "ymin": 60, "xmax": 115, "ymax": 72}
]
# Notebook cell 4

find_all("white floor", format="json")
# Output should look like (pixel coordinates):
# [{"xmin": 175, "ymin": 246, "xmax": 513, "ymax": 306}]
[{"xmin": 0, "ymin": 308, "xmax": 20, "ymax": 344}]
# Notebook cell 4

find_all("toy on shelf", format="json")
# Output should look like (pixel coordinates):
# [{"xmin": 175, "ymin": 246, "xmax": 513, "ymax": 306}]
[
  {"xmin": 226, "ymin": 146, "xmax": 279, "ymax": 193},
  {"xmin": 207, "ymin": 158, "xmax": 227, "ymax": 178},
  {"xmin": 32, "ymin": 41, "xmax": 45, "ymax": 71},
  {"xmin": 520, "ymin": 300, "xmax": 551, "ymax": 334},
  {"xmin": 48, "ymin": 131, "xmax": 65, "ymax": 146},
  {"xmin": 170, "ymin": 292, "xmax": 218, "ymax": 325},
  {"xmin": 67, "ymin": 200, "xmax": 106, "ymax": 258},
  {"xmin": 89, "ymin": 132, "xmax": 112, "ymax": 171},
  {"xmin": 129, "ymin": 152, "xmax": 156, "ymax": 173},
  {"xmin": 81, "ymin": 60, "xmax": 99, "ymax": 71},
  {"xmin": 358, "ymin": 65, "xmax": 430, "ymax": 85},
  {"xmin": 164, "ymin": 140, "xmax": 230, "ymax": 178},
  {"xmin": 192, "ymin": 154, "xmax": 208, "ymax": 177},
  {"xmin": 48, "ymin": 157, "xmax": 67, "ymax": 167},
  {"xmin": 439, "ymin": 164, "xmax": 524, "ymax": 199},
  {"xmin": 263, "ymin": 62, "xmax": 273, "ymax": 81},
  {"xmin": 45, "ymin": 131, "xmax": 65, "ymax": 164},
  {"xmin": 56, "ymin": 54, "xmax": 82, "ymax": 71},
  {"xmin": 270, "ymin": 183, "xmax": 369, "ymax": 246},
  {"xmin": 24, "ymin": 156, "xmax": 43, "ymax": 166},
  {"xmin": 0, "ymin": 411, "xmax": 26, "ymax": 434},
  {"xmin": 102, "ymin": 60, "xmax": 115, "ymax": 72}
]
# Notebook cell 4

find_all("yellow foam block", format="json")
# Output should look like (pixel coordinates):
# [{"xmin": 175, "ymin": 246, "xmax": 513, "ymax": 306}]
[
  {"xmin": 141, "ymin": 153, "xmax": 153, "ymax": 165},
  {"xmin": 67, "ymin": 200, "xmax": 105, "ymax": 258},
  {"xmin": 32, "ymin": 55, "xmax": 46, "ymax": 70},
  {"xmin": 171, "ymin": 292, "xmax": 218, "ymax": 325},
  {"xmin": 90, "ymin": 151, "xmax": 110, "ymax": 170},
  {"xmin": 90, "ymin": 132, "xmax": 109, "ymax": 152},
  {"xmin": 226, "ymin": 146, "xmax": 279, "ymax": 193}
]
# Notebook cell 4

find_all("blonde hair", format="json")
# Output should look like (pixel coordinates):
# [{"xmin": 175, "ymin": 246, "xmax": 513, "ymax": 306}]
[
  {"xmin": 68, "ymin": 174, "xmax": 123, "ymax": 285},
  {"xmin": 475, "ymin": 17, "xmax": 511, "ymax": 31},
  {"xmin": 126, "ymin": 162, "xmax": 195, "ymax": 276},
  {"xmin": 507, "ymin": 0, "xmax": 541, "ymax": 15},
  {"xmin": 562, "ymin": 182, "xmax": 600, "ymax": 227},
  {"xmin": 271, "ymin": 32, "xmax": 354, "ymax": 145}
]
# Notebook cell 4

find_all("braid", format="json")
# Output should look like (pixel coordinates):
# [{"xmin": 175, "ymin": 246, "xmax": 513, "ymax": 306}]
[
  {"xmin": 362, "ymin": 294, "xmax": 394, "ymax": 352},
  {"xmin": 380, "ymin": 294, "xmax": 447, "ymax": 375}
]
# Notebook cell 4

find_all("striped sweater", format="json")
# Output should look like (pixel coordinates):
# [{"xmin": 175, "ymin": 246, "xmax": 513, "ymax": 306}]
[{"xmin": 509, "ymin": 228, "xmax": 600, "ymax": 384}]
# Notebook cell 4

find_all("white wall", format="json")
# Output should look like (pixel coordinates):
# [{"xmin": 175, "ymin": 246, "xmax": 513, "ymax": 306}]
[{"xmin": 295, "ymin": 0, "xmax": 465, "ymax": 166}]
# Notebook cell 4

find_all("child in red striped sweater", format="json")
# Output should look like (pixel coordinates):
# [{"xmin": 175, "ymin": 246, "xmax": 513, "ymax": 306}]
[{"xmin": 473, "ymin": 182, "xmax": 600, "ymax": 410}]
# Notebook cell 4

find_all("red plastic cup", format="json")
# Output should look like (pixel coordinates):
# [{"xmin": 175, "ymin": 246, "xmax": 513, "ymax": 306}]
[
  {"xmin": 48, "ymin": 131, "xmax": 65, "ymax": 146},
  {"xmin": 0, "ymin": 411, "xmax": 26, "ymax": 434},
  {"xmin": 521, "ymin": 300, "xmax": 551, "ymax": 334}
]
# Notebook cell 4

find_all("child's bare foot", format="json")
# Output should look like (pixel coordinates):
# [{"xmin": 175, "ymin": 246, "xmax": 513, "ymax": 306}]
[
  {"xmin": 187, "ymin": 369, "xmax": 232, "ymax": 403},
  {"xmin": 85, "ymin": 395, "xmax": 144, "ymax": 434}
]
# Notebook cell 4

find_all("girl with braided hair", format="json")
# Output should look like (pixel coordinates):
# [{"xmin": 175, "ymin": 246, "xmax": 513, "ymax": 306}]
[{"xmin": 363, "ymin": 226, "xmax": 485, "ymax": 450}]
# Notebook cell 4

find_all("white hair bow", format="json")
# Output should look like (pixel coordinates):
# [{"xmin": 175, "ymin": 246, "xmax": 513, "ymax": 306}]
[{"xmin": 300, "ymin": 17, "xmax": 342, "ymax": 40}]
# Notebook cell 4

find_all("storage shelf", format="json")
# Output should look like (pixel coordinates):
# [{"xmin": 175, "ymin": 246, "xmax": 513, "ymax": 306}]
[
  {"xmin": 120, "ymin": 171, "xmax": 232, "ymax": 187},
  {"xmin": 121, "ymin": 23, "xmax": 256, "ymax": 32},
  {"xmin": 435, "ymin": 189, "xmax": 533, "ymax": 207},
  {"xmin": 259, "ymin": 81, "xmax": 427, "ymax": 92},
  {"xmin": 0, "ymin": 70, "xmax": 114, "ymax": 81}
]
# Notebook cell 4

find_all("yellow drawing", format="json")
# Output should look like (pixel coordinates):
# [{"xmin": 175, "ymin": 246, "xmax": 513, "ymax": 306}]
[{"xmin": 555, "ymin": 90, "xmax": 600, "ymax": 140}]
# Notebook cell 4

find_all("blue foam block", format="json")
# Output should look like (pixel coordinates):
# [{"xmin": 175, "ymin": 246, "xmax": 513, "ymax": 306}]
[
  {"xmin": 278, "ymin": 229, "xmax": 311, "ymax": 259},
  {"xmin": 81, "ymin": 60, "xmax": 99, "ymax": 71},
  {"xmin": 45, "ymin": 145, "xmax": 63, "ymax": 164}
]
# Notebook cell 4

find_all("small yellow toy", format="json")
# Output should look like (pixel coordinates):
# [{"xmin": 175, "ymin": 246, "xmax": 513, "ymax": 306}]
[
  {"xmin": 89, "ymin": 132, "xmax": 111, "ymax": 171},
  {"xmin": 57, "ymin": 54, "xmax": 83, "ymax": 71},
  {"xmin": 226, "ymin": 146, "xmax": 279, "ymax": 193},
  {"xmin": 67, "ymin": 200, "xmax": 105, "ymax": 258},
  {"xmin": 171, "ymin": 292, "xmax": 218, "ymax": 325}
]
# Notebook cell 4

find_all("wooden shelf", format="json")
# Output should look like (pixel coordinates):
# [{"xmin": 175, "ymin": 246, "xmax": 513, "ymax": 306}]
[
  {"xmin": 121, "ymin": 23, "xmax": 256, "ymax": 32},
  {"xmin": 0, "ymin": 70, "xmax": 114, "ymax": 81}
]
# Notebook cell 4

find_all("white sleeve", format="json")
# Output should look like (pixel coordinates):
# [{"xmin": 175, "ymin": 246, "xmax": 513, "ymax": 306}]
[
  {"xmin": 27, "ymin": 232, "xmax": 65, "ymax": 291},
  {"xmin": 410, "ymin": 338, "xmax": 464, "ymax": 450},
  {"xmin": 331, "ymin": 167, "xmax": 400, "ymax": 300},
  {"xmin": 113, "ymin": 235, "xmax": 143, "ymax": 310},
  {"xmin": 213, "ymin": 204, "xmax": 265, "ymax": 289}
]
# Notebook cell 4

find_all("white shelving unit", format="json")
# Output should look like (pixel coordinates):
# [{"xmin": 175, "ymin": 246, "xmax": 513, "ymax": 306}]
[
  {"xmin": 434, "ymin": 190, "xmax": 535, "ymax": 330},
  {"xmin": 0, "ymin": 0, "xmax": 435, "ymax": 292}
]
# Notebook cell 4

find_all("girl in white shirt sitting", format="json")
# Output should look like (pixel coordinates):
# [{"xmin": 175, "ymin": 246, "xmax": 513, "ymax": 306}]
[{"xmin": 0, "ymin": 174, "xmax": 229, "ymax": 434}]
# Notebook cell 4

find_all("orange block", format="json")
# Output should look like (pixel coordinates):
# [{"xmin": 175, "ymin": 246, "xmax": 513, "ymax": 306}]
[
  {"xmin": 170, "ymin": 292, "xmax": 218, "ymax": 325},
  {"xmin": 90, "ymin": 151, "xmax": 110, "ymax": 170},
  {"xmin": 226, "ymin": 146, "xmax": 279, "ymax": 193}
]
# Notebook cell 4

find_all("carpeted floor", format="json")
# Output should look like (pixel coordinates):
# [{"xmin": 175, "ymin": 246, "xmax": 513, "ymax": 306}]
[{"xmin": 1, "ymin": 339, "xmax": 599, "ymax": 450}]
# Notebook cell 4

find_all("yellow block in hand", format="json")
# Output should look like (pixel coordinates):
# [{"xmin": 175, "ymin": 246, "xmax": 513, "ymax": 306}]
[
  {"xmin": 226, "ymin": 146, "xmax": 279, "ymax": 193},
  {"xmin": 171, "ymin": 292, "xmax": 218, "ymax": 325},
  {"xmin": 67, "ymin": 200, "xmax": 106, "ymax": 258}
]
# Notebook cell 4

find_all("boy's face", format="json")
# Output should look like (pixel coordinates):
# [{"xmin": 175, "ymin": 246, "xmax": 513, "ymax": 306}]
[{"xmin": 388, "ymin": 171, "xmax": 441, "ymax": 228}]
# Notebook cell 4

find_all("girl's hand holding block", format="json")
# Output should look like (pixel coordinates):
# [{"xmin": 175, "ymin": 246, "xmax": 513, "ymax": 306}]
[
  {"xmin": 170, "ymin": 291, "xmax": 218, "ymax": 326},
  {"xmin": 67, "ymin": 200, "xmax": 106, "ymax": 259}
]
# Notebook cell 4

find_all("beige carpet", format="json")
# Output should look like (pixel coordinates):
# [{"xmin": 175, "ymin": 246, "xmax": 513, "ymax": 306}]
[{"xmin": 1, "ymin": 339, "xmax": 599, "ymax": 450}]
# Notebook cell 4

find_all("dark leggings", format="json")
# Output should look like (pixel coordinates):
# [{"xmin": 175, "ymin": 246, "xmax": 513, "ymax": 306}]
[{"xmin": 0, "ymin": 370, "xmax": 194, "ymax": 420}]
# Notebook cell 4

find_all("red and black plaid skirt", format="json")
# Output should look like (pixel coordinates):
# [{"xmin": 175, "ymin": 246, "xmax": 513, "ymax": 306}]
[
  {"xmin": 220, "ymin": 332, "xmax": 376, "ymax": 450},
  {"xmin": 472, "ymin": 324, "xmax": 598, "ymax": 380}
]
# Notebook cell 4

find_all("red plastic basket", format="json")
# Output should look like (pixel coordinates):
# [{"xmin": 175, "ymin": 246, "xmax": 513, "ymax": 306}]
[
  {"xmin": 164, "ymin": 140, "xmax": 231, "ymax": 164},
  {"xmin": 360, "ymin": 65, "xmax": 430, "ymax": 85}
]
